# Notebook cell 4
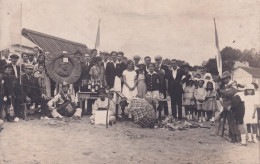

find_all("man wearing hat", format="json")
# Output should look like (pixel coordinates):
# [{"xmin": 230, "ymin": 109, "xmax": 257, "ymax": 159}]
[
  {"xmin": 212, "ymin": 71, "xmax": 238, "ymax": 141},
  {"xmin": 48, "ymin": 82, "xmax": 82, "ymax": 118},
  {"xmin": 9, "ymin": 54, "xmax": 21, "ymax": 79},
  {"xmin": 133, "ymin": 55, "xmax": 141, "ymax": 70},
  {"xmin": 21, "ymin": 64, "xmax": 42, "ymax": 116},
  {"xmin": 154, "ymin": 55, "xmax": 170, "ymax": 116}
]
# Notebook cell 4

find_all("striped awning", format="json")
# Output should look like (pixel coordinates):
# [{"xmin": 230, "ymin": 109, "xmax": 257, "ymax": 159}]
[{"xmin": 22, "ymin": 28, "xmax": 91, "ymax": 54}]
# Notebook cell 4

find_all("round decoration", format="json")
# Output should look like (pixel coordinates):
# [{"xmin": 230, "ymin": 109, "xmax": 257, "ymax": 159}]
[{"xmin": 45, "ymin": 51, "xmax": 82, "ymax": 84}]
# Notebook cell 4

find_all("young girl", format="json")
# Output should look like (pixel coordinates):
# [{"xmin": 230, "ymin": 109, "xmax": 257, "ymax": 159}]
[
  {"xmin": 203, "ymin": 73, "xmax": 216, "ymax": 89},
  {"xmin": 183, "ymin": 80, "xmax": 195, "ymax": 120},
  {"xmin": 204, "ymin": 81, "xmax": 218, "ymax": 123},
  {"xmin": 194, "ymin": 79, "xmax": 206, "ymax": 122},
  {"xmin": 243, "ymin": 84, "xmax": 259, "ymax": 143},
  {"xmin": 232, "ymin": 84, "xmax": 259, "ymax": 145}
]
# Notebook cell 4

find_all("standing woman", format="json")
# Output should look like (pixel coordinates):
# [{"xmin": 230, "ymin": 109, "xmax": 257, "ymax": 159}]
[
  {"xmin": 136, "ymin": 61, "xmax": 147, "ymax": 98},
  {"xmin": 122, "ymin": 60, "xmax": 138, "ymax": 99},
  {"xmin": 89, "ymin": 57, "xmax": 105, "ymax": 84},
  {"xmin": 33, "ymin": 54, "xmax": 45, "ymax": 73},
  {"xmin": 21, "ymin": 53, "xmax": 29, "ymax": 73}
]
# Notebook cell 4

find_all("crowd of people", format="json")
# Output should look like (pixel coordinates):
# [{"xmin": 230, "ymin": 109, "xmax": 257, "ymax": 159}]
[{"xmin": 0, "ymin": 47, "xmax": 259, "ymax": 146}]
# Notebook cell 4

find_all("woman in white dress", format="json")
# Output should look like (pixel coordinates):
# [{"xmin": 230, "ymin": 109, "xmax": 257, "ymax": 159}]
[{"xmin": 122, "ymin": 60, "xmax": 138, "ymax": 99}]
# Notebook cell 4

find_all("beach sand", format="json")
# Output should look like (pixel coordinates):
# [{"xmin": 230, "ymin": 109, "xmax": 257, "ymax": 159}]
[{"xmin": 0, "ymin": 116, "xmax": 259, "ymax": 164}]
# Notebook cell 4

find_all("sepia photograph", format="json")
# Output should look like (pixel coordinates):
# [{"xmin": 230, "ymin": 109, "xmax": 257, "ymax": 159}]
[{"xmin": 0, "ymin": 0, "xmax": 259, "ymax": 163}]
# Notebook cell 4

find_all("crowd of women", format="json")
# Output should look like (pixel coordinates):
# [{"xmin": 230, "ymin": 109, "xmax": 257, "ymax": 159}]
[{"xmin": 0, "ymin": 47, "xmax": 259, "ymax": 146}]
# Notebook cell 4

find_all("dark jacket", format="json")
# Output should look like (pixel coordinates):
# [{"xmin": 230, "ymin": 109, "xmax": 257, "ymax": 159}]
[
  {"xmin": 74, "ymin": 61, "xmax": 94, "ymax": 92},
  {"xmin": 2, "ymin": 74, "xmax": 18, "ymax": 104},
  {"xmin": 106, "ymin": 62, "xmax": 117, "ymax": 88},
  {"xmin": 145, "ymin": 72, "xmax": 162, "ymax": 92},
  {"xmin": 21, "ymin": 74, "xmax": 41, "ymax": 102},
  {"xmin": 0, "ymin": 59, "xmax": 7, "ymax": 71},
  {"xmin": 11, "ymin": 64, "xmax": 21, "ymax": 79},
  {"xmin": 116, "ymin": 62, "xmax": 127, "ymax": 78},
  {"xmin": 166, "ymin": 68, "xmax": 191, "ymax": 96}
]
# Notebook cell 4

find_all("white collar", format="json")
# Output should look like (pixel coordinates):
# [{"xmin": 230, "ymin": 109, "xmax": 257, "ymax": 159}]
[
  {"xmin": 148, "ymin": 71, "xmax": 157, "ymax": 75},
  {"xmin": 171, "ymin": 66, "xmax": 179, "ymax": 71}
]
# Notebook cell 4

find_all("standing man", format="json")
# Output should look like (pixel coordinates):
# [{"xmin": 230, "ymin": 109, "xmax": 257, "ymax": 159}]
[
  {"xmin": 166, "ymin": 59, "xmax": 191, "ymax": 120},
  {"xmin": 106, "ymin": 51, "xmax": 118, "ymax": 89},
  {"xmin": 155, "ymin": 55, "xmax": 169, "ymax": 116},
  {"xmin": 217, "ymin": 71, "xmax": 238, "ymax": 142},
  {"xmin": 133, "ymin": 55, "xmax": 141, "ymax": 70},
  {"xmin": 0, "ymin": 49, "xmax": 10, "ymax": 67},
  {"xmin": 10, "ymin": 54, "xmax": 21, "ymax": 79},
  {"xmin": 28, "ymin": 54, "xmax": 36, "ymax": 65},
  {"xmin": 101, "ymin": 52, "xmax": 110, "ymax": 69},
  {"xmin": 80, "ymin": 53, "xmax": 95, "ymax": 114},
  {"xmin": 144, "ymin": 56, "xmax": 151, "ymax": 72},
  {"xmin": 116, "ymin": 52, "xmax": 127, "ymax": 79},
  {"xmin": 33, "ymin": 46, "xmax": 41, "ymax": 63},
  {"xmin": 90, "ymin": 49, "xmax": 98, "ymax": 58},
  {"xmin": 73, "ymin": 50, "xmax": 84, "ymax": 93}
]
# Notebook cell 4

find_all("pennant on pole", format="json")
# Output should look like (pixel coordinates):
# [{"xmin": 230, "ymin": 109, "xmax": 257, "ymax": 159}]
[
  {"xmin": 214, "ymin": 18, "xmax": 222, "ymax": 77},
  {"xmin": 95, "ymin": 19, "xmax": 100, "ymax": 49}
]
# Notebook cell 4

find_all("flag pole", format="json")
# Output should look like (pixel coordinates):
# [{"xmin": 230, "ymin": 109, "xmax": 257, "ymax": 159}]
[
  {"xmin": 213, "ymin": 18, "xmax": 222, "ymax": 77},
  {"xmin": 19, "ymin": 1, "xmax": 23, "ymax": 85},
  {"xmin": 19, "ymin": 1, "xmax": 26, "ymax": 119},
  {"xmin": 94, "ymin": 19, "xmax": 101, "ymax": 50}
]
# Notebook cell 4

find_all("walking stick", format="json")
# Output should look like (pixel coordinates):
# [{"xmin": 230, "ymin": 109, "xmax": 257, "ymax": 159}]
[{"xmin": 106, "ymin": 89, "xmax": 111, "ymax": 128}]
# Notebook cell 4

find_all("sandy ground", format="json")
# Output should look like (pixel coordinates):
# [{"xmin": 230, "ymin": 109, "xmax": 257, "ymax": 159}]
[{"xmin": 0, "ymin": 115, "xmax": 259, "ymax": 164}]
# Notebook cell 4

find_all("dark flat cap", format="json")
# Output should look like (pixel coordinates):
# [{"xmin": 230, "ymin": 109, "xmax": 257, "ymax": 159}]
[{"xmin": 10, "ymin": 54, "xmax": 19, "ymax": 59}]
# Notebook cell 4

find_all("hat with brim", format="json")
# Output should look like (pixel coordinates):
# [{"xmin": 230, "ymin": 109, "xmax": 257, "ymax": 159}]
[
  {"xmin": 137, "ymin": 61, "xmax": 145, "ymax": 67},
  {"xmin": 181, "ymin": 62, "xmax": 191, "ymax": 68},
  {"xmin": 10, "ymin": 54, "xmax": 19, "ymax": 59},
  {"xmin": 92, "ymin": 56, "xmax": 102, "ymax": 64},
  {"xmin": 154, "ymin": 55, "xmax": 162, "ymax": 60},
  {"xmin": 2, "ymin": 63, "xmax": 12, "ymax": 70},
  {"xmin": 221, "ymin": 71, "xmax": 231, "ymax": 79}
]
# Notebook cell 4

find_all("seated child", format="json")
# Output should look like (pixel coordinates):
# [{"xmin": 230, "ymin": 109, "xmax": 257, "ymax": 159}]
[{"xmin": 90, "ymin": 88, "xmax": 116, "ymax": 124}]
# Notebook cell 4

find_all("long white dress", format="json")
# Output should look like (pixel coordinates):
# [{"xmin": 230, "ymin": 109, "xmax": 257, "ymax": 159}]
[
  {"xmin": 240, "ymin": 93, "xmax": 259, "ymax": 124},
  {"xmin": 122, "ymin": 70, "xmax": 138, "ymax": 99}
]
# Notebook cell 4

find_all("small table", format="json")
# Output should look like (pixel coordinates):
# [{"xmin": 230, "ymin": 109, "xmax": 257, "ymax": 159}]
[{"xmin": 77, "ymin": 92, "xmax": 99, "ymax": 109}]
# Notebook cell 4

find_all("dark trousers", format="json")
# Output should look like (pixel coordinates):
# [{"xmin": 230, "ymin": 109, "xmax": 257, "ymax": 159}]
[{"xmin": 171, "ymin": 95, "xmax": 182, "ymax": 119}]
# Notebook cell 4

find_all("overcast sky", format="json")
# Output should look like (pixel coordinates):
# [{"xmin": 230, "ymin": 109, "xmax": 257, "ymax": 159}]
[{"xmin": 0, "ymin": 0, "xmax": 259, "ymax": 65}]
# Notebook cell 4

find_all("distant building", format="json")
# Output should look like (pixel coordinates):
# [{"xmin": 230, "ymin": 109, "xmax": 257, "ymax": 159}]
[
  {"xmin": 10, "ymin": 44, "xmax": 34, "ymax": 55},
  {"xmin": 234, "ymin": 61, "xmax": 249, "ymax": 68},
  {"xmin": 233, "ymin": 66, "xmax": 260, "ymax": 90}
]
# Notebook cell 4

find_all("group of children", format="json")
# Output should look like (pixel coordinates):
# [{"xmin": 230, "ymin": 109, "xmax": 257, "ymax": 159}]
[{"xmin": 183, "ymin": 73, "xmax": 219, "ymax": 123}]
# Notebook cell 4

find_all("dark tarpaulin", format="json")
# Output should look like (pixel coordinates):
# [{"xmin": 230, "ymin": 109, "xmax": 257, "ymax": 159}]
[{"xmin": 22, "ymin": 28, "xmax": 91, "ymax": 54}]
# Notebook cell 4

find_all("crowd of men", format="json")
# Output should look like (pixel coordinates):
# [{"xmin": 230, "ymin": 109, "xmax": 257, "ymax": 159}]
[{"xmin": 0, "ymin": 47, "xmax": 192, "ymax": 122}]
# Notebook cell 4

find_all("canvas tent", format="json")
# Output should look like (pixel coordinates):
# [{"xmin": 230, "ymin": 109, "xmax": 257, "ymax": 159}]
[{"xmin": 22, "ymin": 28, "xmax": 91, "ymax": 54}]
